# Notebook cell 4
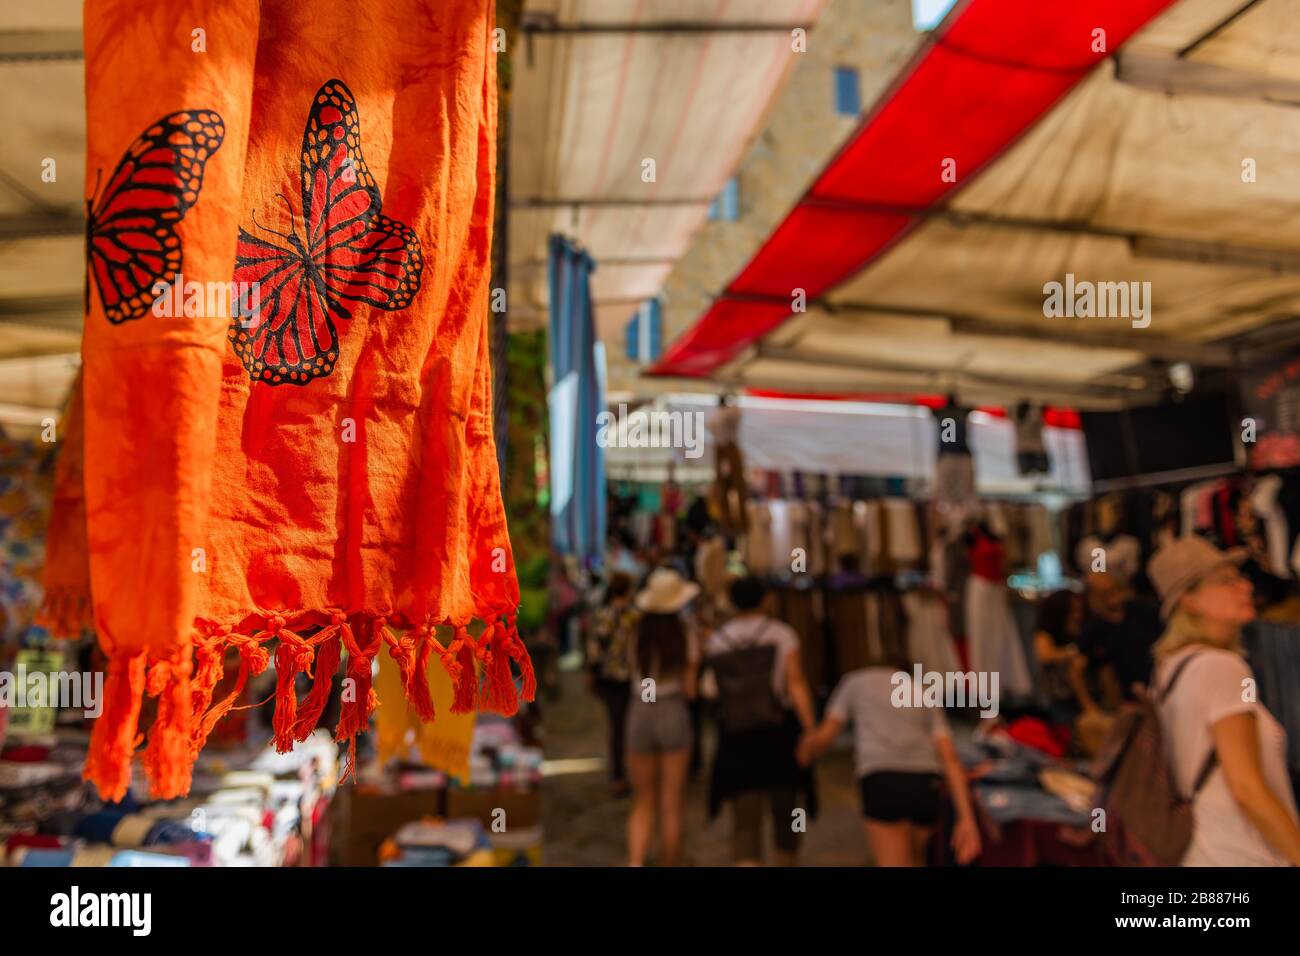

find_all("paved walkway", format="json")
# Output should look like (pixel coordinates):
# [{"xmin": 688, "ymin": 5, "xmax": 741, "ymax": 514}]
[{"xmin": 541, "ymin": 669, "xmax": 872, "ymax": 867}]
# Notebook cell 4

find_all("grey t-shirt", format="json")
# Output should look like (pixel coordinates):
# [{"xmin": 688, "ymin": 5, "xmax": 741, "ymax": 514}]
[{"xmin": 826, "ymin": 667, "xmax": 950, "ymax": 778}]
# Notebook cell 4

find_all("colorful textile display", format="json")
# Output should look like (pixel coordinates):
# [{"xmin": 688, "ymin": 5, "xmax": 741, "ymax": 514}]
[{"xmin": 44, "ymin": 0, "xmax": 530, "ymax": 802}]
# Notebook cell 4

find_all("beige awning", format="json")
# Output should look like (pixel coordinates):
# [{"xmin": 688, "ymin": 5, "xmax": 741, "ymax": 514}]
[
  {"xmin": 665, "ymin": 0, "xmax": 1300, "ymax": 409},
  {"xmin": 507, "ymin": 0, "xmax": 827, "ymax": 342}
]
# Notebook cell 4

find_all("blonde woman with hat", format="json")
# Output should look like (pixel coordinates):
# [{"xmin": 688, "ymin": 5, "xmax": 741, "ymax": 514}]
[
  {"xmin": 625, "ymin": 567, "xmax": 701, "ymax": 866},
  {"xmin": 1148, "ymin": 537, "xmax": 1300, "ymax": 866}
]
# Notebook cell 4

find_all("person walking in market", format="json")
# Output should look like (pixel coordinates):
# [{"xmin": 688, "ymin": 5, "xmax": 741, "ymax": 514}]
[
  {"xmin": 586, "ymin": 571, "xmax": 637, "ymax": 797},
  {"xmin": 704, "ymin": 576, "xmax": 817, "ymax": 866},
  {"xmin": 625, "ymin": 568, "xmax": 701, "ymax": 866}
]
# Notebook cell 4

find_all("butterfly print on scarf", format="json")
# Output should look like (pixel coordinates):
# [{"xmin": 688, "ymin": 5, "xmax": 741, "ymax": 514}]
[
  {"xmin": 231, "ymin": 79, "xmax": 423, "ymax": 386},
  {"xmin": 86, "ymin": 111, "xmax": 226, "ymax": 323}
]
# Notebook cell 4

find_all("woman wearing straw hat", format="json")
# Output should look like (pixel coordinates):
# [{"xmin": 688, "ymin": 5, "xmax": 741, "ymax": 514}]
[
  {"xmin": 1148, "ymin": 537, "xmax": 1300, "ymax": 866},
  {"xmin": 625, "ymin": 568, "xmax": 701, "ymax": 866}
]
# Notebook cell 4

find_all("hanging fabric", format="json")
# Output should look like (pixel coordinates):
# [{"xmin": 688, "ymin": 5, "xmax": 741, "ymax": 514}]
[
  {"xmin": 548, "ymin": 234, "xmax": 605, "ymax": 565},
  {"xmin": 706, "ymin": 403, "xmax": 747, "ymax": 535},
  {"xmin": 44, "ymin": 0, "xmax": 528, "ymax": 801},
  {"xmin": 964, "ymin": 530, "xmax": 1034, "ymax": 698}
]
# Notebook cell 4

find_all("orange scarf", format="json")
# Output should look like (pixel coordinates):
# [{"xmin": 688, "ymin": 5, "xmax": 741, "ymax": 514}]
[{"xmin": 45, "ymin": 0, "xmax": 529, "ymax": 801}]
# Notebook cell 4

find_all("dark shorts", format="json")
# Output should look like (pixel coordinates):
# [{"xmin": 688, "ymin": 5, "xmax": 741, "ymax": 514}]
[{"xmin": 858, "ymin": 771, "xmax": 942, "ymax": 825}]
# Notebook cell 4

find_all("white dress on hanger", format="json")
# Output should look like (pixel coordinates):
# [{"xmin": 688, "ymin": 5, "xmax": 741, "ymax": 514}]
[
  {"xmin": 965, "ymin": 576, "xmax": 1034, "ymax": 699},
  {"xmin": 903, "ymin": 590, "xmax": 961, "ymax": 675}
]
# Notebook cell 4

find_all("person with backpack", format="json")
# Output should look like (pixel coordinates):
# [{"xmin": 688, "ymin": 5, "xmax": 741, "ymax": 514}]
[
  {"xmin": 586, "ymin": 571, "xmax": 637, "ymax": 796},
  {"xmin": 1146, "ymin": 538, "xmax": 1300, "ymax": 866},
  {"xmin": 704, "ymin": 576, "xmax": 817, "ymax": 866},
  {"xmin": 625, "ymin": 568, "xmax": 701, "ymax": 866}
]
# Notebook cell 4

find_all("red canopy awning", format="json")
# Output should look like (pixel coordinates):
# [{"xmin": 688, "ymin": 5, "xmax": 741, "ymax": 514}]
[{"xmin": 650, "ymin": 0, "xmax": 1177, "ymax": 378}]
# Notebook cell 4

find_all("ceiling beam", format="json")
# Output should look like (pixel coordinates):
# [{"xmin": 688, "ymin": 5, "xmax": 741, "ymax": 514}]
[
  {"xmin": 721, "ymin": 294, "xmax": 1238, "ymax": 366},
  {"xmin": 751, "ymin": 343, "xmax": 1158, "ymax": 405},
  {"xmin": 1176, "ymin": 0, "xmax": 1265, "ymax": 57},
  {"xmin": 512, "ymin": 256, "xmax": 677, "ymax": 270},
  {"xmin": 520, "ymin": 17, "xmax": 811, "ymax": 35},
  {"xmin": 0, "ymin": 294, "xmax": 82, "ymax": 332},
  {"xmin": 831, "ymin": 300, "xmax": 1237, "ymax": 367},
  {"xmin": 0, "ymin": 30, "xmax": 82, "ymax": 62},
  {"xmin": 1115, "ymin": 47, "xmax": 1300, "ymax": 107},
  {"xmin": 0, "ymin": 294, "xmax": 81, "ymax": 316},
  {"xmin": 0, "ymin": 211, "xmax": 83, "ymax": 240},
  {"xmin": 511, "ymin": 196, "xmax": 711, "ymax": 209}
]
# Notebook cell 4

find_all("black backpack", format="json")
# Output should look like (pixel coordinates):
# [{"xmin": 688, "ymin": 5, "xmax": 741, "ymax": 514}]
[{"xmin": 708, "ymin": 621, "xmax": 785, "ymax": 734}]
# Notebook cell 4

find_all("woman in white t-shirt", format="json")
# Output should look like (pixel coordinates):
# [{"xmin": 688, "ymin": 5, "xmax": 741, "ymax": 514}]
[
  {"xmin": 799, "ymin": 664, "xmax": 981, "ymax": 867},
  {"xmin": 1148, "ymin": 537, "xmax": 1300, "ymax": 867}
]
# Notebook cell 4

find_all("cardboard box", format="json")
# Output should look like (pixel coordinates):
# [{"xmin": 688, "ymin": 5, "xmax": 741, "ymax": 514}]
[
  {"xmin": 445, "ymin": 786, "xmax": 539, "ymax": 831},
  {"xmin": 330, "ymin": 785, "xmax": 446, "ymax": 866}
]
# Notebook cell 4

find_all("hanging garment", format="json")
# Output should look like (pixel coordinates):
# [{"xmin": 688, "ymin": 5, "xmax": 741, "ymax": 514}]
[
  {"xmin": 999, "ymin": 506, "xmax": 1028, "ymax": 571},
  {"xmin": 45, "ymin": 0, "xmax": 527, "ymax": 801},
  {"xmin": 855, "ymin": 500, "xmax": 880, "ymax": 575},
  {"xmin": 864, "ymin": 586, "xmax": 908, "ymax": 666},
  {"xmin": 933, "ymin": 453, "xmax": 976, "ymax": 529},
  {"xmin": 874, "ymin": 500, "xmax": 895, "ymax": 575},
  {"xmin": 695, "ymin": 535, "xmax": 729, "ymax": 604},
  {"xmin": 774, "ymin": 587, "xmax": 824, "ymax": 692},
  {"xmin": 37, "ymin": 374, "xmax": 90, "ymax": 637},
  {"xmin": 1249, "ymin": 475, "xmax": 1288, "ymax": 577},
  {"xmin": 709, "ymin": 439, "xmax": 748, "ymax": 535},
  {"xmin": 785, "ymin": 500, "xmax": 806, "ymax": 570},
  {"xmin": 1024, "ymin": 504, "xmax": 1054, "ymax": 567},
  {"xmin": 828, "ymin": 587, "xmax": 872, "ymax": 676},
  {"xmin": 940, "ymin": 530, "xmax": 971, "ymax": 639},
  {"xmin": 745, "ymin": 501, "xmax": 773, "ymax": 575},
  {"xmin": 828, "ymin": 500, "xmax": 857, "ymax": 560},
  {"xmin": 965, "ymin": 577, "xmax": 1035, "ymax": 699},
  {"xmin": 802, "ymin": 501, "xmax": 826, "ymax": 577},
  {"xmin": 1013, "ymin": 404, "xmax": 1049, "ymax": 476},
  {"xmin": 902, "ymin": 590, "xmax": 961, "ymax": 675},
  {"xmin": 985, "ymin": 502, "xmax": 1010, "ymax": 540},
  {"xmin": 1249, "ymin": 617, "xmax": 1300, "ymax": 773},
  {"xmin": 549, "ymin": 236, "xmax": 605, "ymax": 564},
  {"xmin": 965, "ymin": 534, "xmax": 1033, "ymax": 698},
  {"xmin": 1180, "ymin": 481, "xmax": 1218, "ymax": 537},
  {"xmin": 932, "ymin": 400, "xmax": 972, "ymax": 456},
  {"xmin": 375, "ymin": 649, "xmax": 477, "ymax": 783},
  {"xmin": 883, "ymin": 498, "xmax": 922, "ymax": 567},
  {"xmin": 768, "ymin": 499, "xmax": 795, "ymax": 578}
]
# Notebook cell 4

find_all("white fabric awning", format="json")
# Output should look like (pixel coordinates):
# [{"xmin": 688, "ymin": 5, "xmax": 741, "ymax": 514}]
[{"xmin": 602, "ymin": 392, "xmax": 1090, "ymax": 492}]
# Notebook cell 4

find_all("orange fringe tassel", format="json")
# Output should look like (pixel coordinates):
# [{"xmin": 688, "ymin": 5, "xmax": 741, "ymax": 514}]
[
  {"xmin": 292, "ymin": 629, "xmax": 341, "ymax": 740},
  {"xmin": 478, "ymin": 618, "xmax": 519, "ymax": 716},
  {"xmin": 142, "ymin": 655, "xmax": 195, "ymax": 799},
  {"xmin": 84, "ymin": 650, "xmax": 147, "ymax": 803},
  {"xmin": 450, "ymin": 626, "xmax": 479, "ymax": 714},
  {"xmin": 335, "ymin": 616, "xmax": 381, "ymax": 781},
  {"xmin": 79, "ymin": 609, "xmax": 532, "ymax": 801}
]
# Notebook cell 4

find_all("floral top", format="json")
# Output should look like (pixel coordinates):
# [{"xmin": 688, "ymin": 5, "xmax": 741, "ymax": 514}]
[{"xmin": 586, "ymin": 603, "xmax": 637, "ymax": 683}]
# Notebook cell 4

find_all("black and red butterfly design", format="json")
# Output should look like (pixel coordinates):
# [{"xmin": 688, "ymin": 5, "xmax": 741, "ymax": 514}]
[
  {"xmin": 231, "ymin": 79, "xmax": 423, "ymax": 386},
  {"xmin": 86, "ymin": 111, "xmax": 225, "ymax": 323}
]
